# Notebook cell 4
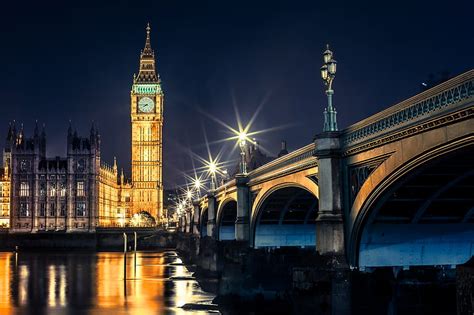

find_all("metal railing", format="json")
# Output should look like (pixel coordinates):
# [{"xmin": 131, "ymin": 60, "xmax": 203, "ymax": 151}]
[
  {"xmin": 342, "ymin": 70, "xmax": 474, "ymax": 146},
  {"xmin": 247, "ymin": 143, "xmax": 317, "ymax": 180}
]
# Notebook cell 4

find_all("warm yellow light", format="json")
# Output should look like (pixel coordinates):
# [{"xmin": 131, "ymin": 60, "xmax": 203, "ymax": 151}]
[
  {"xmin": 238, "ymin": 131, "xmax": 247, "ymax": 142},
  {"xmin": 208, "ymin": 162, "xmax": 217, "ymax": 174},
  {"xmin": 194, "ymin": 179, "xmax": 201, "ymax": 189},
  {"xmin": 186, "ymin": 190, "xmax": 192, "ymax": 199}
]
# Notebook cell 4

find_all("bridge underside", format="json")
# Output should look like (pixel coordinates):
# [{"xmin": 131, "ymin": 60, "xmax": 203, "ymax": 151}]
[
  {"xmin": 218, "ymin": 201, "xmax": 237, "ymax": 240},
  {"xmin": 359, "ymin": 145, "xmax": 474, "ymax": 268},
  {"xmin": 254, "ymin": 187, "xmax": 318, "ymax": 248}
]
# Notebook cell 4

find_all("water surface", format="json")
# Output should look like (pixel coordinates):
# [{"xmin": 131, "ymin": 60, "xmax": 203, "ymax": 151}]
[{"xmin": 0, "ymin": 250, "xmax": 217, "ymax": 314}]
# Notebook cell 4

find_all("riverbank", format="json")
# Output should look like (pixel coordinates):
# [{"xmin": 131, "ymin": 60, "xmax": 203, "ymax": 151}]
[{"xmin": 0, "ymin": 229, "xmax": 177, "ymax": 251}]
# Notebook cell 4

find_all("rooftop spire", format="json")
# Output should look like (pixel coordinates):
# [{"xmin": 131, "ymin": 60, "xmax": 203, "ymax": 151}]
[
  {"xmin": 134, "ymin": 23, "xmax": 160, "ymax": 84},
  {"xmin": 144, "ymin": 23, "xmax": 152, "ymax": 55},
  {"xmin": 34, "ymin": 120, "xmax": 39, "ymax": 137}
]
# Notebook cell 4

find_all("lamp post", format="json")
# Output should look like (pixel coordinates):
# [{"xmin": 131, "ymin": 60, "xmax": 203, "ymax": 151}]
[
  {"xmin": 238, "ymin": 132, "xmax": 247, "ymax": 174},
  {"xmin": 320, "ymin": 44, "xmax": 338, "ymax": 132},
  {"xmin": 193, "ymin": 178, "xmax": 202, "ymax": 198},
  {"xmin": 208, "ymin": 162, "xmax": 217, "ymax": 190}
]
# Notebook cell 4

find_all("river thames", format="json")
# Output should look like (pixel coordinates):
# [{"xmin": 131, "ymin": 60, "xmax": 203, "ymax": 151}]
[{"xmin": 0, "ymin": 251, "xmax": 218, "ymax": 314}]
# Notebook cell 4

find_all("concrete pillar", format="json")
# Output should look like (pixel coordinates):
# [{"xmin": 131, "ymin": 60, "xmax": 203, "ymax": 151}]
[
  {"xmin": 235, "ymin": 175, "xmax": 250, "ymax": 242},
  {"xmin": 206, "ymin": 194, "xmax": 217, "ymax": 238},
  {"xmin": 314, "ymin": 132, "xmax": 345, "ymax": 255},
  {"xmin": 192, "ymin": 202, "xmax": 200, "ymax": 235},
  {"xmin": 185, "ymin": 210, "xmax": 192, "ymax": 233}
]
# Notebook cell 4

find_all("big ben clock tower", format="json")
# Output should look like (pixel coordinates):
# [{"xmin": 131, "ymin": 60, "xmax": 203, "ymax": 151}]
[{"xmin": 130, "ymin": 24, "xmax": 163, "ymax": 221}]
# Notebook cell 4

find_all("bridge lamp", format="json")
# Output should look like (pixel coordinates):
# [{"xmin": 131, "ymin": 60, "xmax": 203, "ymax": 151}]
[
  {"xmin": 208, "ymin": 162, "xmax": 218, "ymax": 190},
  {"xmin": 238, "ymin": 131, "xmax": 248, "ymax": 174},
  {"xmin": 194, "ymin": 178, "xmax": 202, "ymax": 190},
  {"xmin": 186, "ymin": 190, "xmax": 193, "ymax": 200},
  {"xmin": 321, "ymin": 44, "xmax": 338, "ymax": 132}
]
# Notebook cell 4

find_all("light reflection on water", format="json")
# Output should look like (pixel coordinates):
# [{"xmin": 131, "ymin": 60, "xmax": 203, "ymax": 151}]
[{"xmin": 0, "ymin": 251, "xmax": 217, "ymax": 314}]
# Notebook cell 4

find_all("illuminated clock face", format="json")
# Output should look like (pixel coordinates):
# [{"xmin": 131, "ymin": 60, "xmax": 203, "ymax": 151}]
[{"xmin": 138, "ymin": 97, "xmax": 155, "ymax": 113}]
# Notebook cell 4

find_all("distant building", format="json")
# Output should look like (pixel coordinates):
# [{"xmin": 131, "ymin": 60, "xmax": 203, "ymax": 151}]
[{"xmin": 0, "ymin": 25, "xmax": 164, "ymax": 232}]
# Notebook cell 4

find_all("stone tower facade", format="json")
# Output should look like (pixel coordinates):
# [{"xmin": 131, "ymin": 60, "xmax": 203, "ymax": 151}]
[
  {"xmin": 9, "ymin": 123, "xmax": 99, "ymax": 232},
  {"xmin": 130, "ymin": 24, "xmax": 164, "ymax": 221}
]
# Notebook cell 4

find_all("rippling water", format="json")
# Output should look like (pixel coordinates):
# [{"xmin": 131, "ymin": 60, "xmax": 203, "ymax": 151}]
[{"xmin": 0, "ymin": 251, "xmax": 218, "ymax": 314}]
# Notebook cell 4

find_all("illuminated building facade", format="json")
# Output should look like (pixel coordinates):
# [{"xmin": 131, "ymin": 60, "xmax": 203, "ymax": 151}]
[
  {"xmin": 0, "ymin": 25, "xmax": 162, "ymax": 232},
  {"xmin": 130, "ymin": 24, "xmax": 164, "ymax": 220},
  {"xmin": 0, "ymin": 141, "xmax": 10, "ymax": 227}
]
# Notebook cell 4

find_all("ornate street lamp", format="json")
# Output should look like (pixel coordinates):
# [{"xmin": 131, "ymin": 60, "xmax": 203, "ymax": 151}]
[
  {"xmin": 208, "ymin": 161, "xmax": 217, "ymax": 190},
  {"xmin": 238, "ymin": 131, "xmax": 247, "ymax": 174},
  {"xmin": 320, "ymin": 44, "xmax": 338, "ymax": 132},
  {"xmin": 193, "ymin": 178, "xmax": 202, "ymax": 190},
  {"xmin": 186, "ymin": 190, "xmax": 193, "ymax": 200}
]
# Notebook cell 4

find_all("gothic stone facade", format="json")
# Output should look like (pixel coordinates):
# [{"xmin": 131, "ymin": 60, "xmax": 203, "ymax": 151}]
[
  {"xmin": 7, "ymin": 124, "xmax": 99, "ymax": 232},
  {"xmin": 5, "ymin": 123, "xmax": 134, "ymax": 233},
  {"xmin": 1, "ymin": 25, "xmax": 162, "ymax": 232}
]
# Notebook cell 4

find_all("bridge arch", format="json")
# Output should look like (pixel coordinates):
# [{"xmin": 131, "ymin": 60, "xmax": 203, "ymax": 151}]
[
  {"xmin": 216, "ymin": 198, "xmax": 237, "ymax": 240},
  {"xmin": 200, "ymin": 207, "xmax": 208, "ymax": 237},
  {"xmin": 349, "ymin": 139, "xmax": 474, "ymax": 268},
  {"xmin": 250, "ymin": 183, "xmax": 319, "ymax": 248}
]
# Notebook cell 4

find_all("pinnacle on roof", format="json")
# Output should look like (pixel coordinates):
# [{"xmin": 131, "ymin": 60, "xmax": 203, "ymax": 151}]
[{"xmin": 134, "ymin": 23, "xmax": 160, "ymax": 84}]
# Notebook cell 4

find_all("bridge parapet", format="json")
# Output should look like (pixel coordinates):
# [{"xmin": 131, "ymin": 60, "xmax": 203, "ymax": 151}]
[
  {"xmin": 342, "ymin": 70, "xmax": 473, "ymax": 152},
  {"xmin": 247, "ymin": 143, "xmax": 317, "ymax": 184}
]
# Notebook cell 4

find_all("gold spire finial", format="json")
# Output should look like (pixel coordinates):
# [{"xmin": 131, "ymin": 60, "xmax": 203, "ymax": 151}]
[{"xmin": 142, "ymin": 23, "xmax": 153, "ymax": 56}]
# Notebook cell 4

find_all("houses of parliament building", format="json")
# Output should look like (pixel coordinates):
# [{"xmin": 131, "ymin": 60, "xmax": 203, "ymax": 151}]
[{"xmin": 0, "ymin": 25, "xmax": 164, "ymax": 232}]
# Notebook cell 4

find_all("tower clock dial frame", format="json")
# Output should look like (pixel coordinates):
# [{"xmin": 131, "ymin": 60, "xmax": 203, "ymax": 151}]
[{"xmin": 138, "ymin": 96, "xmax": 155, "ymax": 113}]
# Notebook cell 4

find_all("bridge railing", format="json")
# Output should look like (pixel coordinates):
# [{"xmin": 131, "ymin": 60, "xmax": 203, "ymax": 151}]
[
  {"xmin": 214, "ymin": 178, "xmax": 237, "ymax": 195},
  {"xmin": 204, "ymin": 143, "xmax": 317, "ymax": 200},
  {"xmin": 342, "ymin": 69, "xmax": 474, "ymax": 148},
  {"xmin": 247, "ymin": 143, "xmax": 317, "ymax": 180}
]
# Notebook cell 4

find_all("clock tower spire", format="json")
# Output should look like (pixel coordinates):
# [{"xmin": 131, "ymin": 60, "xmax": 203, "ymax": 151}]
[
  {"xmin": 130, "ymin": 23, "xmax": 164, "ymax": 222},
  {"xmin": 135, "ymin": 23, "xmax": 160, "ymax": 84}
]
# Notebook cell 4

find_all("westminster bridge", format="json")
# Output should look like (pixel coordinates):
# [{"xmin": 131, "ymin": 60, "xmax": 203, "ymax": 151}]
[{"xmin": 179, "ymin": 69, "xmax": 474, "ymax": 271}]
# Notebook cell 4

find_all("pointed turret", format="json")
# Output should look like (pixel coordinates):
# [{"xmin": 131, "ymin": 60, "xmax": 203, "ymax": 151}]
[
  {"xmin": 134, "ymin": 23, "xmax": 160, "ymax": 83},
  {"xmin": 16, "ymin": 123, "xmax": 24, "ymax": 146},
  {"xmin": 40, "ymin": 123, "xmax": 46, "ymax": 155},
  {"xmin": 143, "ymin": 23, "xmax": 153, "ymax": 57},
  {"xmin": 34, "ymin": 120, "xmax": 39, "ymax": 137},
  {"xmin": 120, "ymin": 168, "xmax": 125, "ymax": 185},
  {"xmin": 67, "ymin": 121, "xmax": 73, "ymax": 153},
  {"xmin": 41, "ymin": 123, "xmax": 46, "ymax": 140},
  {"xmin": 5, "ymin": 122, "xmax": 13, "ymax": 150},
  {"xmin": 113, "ymin": 156, "xmax": 117, "ymax": 174},
  {"xmin": 90, "ymin": 121, "xmax": 96, "ymax": 145},
  {"xmin": 12, "ymin": 121, "xmax": 17, "ymax": 139}
]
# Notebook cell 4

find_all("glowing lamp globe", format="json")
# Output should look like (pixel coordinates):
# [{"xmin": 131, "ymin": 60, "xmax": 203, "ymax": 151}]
[
  {"xmin": 320, "ymin": 64, "xmax": 328, "ymax": 80},
  {"xmin": 328, "ymin": 59, "xmax": 337, "ymax": 75}
]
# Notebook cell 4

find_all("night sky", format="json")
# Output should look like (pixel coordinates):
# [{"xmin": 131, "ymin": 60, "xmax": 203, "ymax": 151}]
[{"xmin": 1, "ymin": 0, "xmax": 472, "ymax": 188}]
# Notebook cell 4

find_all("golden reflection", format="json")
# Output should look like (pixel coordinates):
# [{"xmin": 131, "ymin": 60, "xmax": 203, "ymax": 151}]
[
  {"xmin": 0, "ymin": 253, "xmax": 11, "ymax": 309},
  {"xmin": 19, "ymin": 265, "xmax": 29, "ymax": 306},
  {"xmin": 0, "ymin": 251, "xmax": 215, "ymax": 314},
  {"xmin": 95, "ymin": 252, "xmax": 166, "ymax": 313},
  {"xmin": 59, "ymin": 265, "xmax": 66, "ymax": 306},
  {"xmin": 48, "ymin": 265, "xmax": 56, "ymax": 307}
]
